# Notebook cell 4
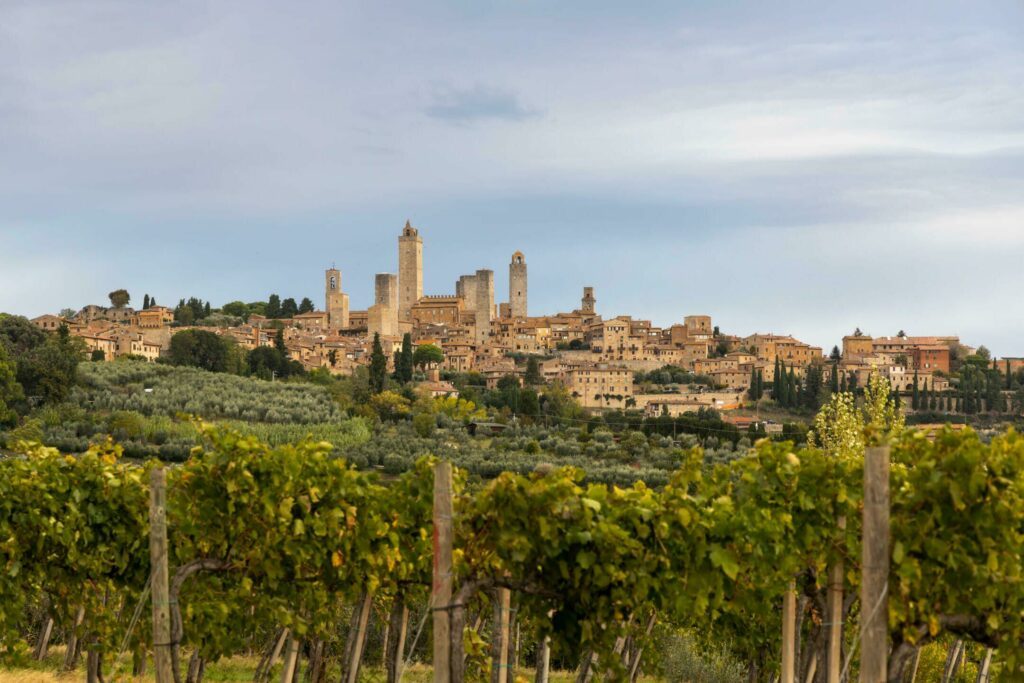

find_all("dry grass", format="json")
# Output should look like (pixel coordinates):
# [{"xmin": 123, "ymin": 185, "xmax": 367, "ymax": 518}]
[{"xmin": 0, "ymin": 659, "xmax": 608, "ymax": 683}]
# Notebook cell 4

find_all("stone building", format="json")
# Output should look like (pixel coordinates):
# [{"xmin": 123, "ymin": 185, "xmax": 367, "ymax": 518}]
[
  {"xmin": 565, "ymin": 362, "xmax": 634, "ymax": 410},
  {"xmin": 398, "ymin": 222, "xmax": 423, "ymax": 322},
  {"xmin": 325, "ymin": 267, "xmax": 350, "ymax": 330},
  {"xmin": 509, "ymin": 251, "xmax": 527, "ymax": 318},
  {"xmin": 411, "ymin": 296, "xmax": 463, "ymax": 326}
]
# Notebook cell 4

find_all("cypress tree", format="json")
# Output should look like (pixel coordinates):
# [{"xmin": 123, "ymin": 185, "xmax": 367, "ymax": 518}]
[
  {"xmin": 398, "ymin": 333, "xmax": 414, "ymax": 384},
  {"xmin": 830, "ymin": 362, "xmax": 839, "ymax": 394},
  {"xmin": 369, "ymin": 333, "xmax": 388, "ymax": 393},
  {"xmin": 787, "ymin": 367, "xmax": 798, "ymax": 408},
  {"xmin": 912, "ymin": 372, "xmax": 920, "ymax": 410},
  {"xmin": 143, "ymin": 294, "xmax": 151, "ymax": 309},
  {"xmin": 757, "ymin": 370, "xmax": 764, "ymax": 399},
  {"xmin": 848, "ymin": 372, "xmax": 859, "ymax": 394},
  {"xmin": 773, "ymin": 357, "xmax": 782, "ymax": 400},
  {"xmin": 1008, "ymin": 359, "xmax": 1013, "ymax": 390},
  {"xmin": 748, "ymin": 366, "xmax": 759, "ymax": 400},
  {"xmin": 840, "ymin": 372, "xmax": 848, "ymax": 393}
]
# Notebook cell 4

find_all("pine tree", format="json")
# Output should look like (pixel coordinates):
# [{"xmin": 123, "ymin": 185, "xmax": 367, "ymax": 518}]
[{"xmin": 369, "ymin": 333, "xmax": 388, "ymax": 393}]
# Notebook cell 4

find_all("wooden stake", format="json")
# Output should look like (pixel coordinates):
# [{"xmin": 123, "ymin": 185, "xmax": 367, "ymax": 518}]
[
  {"xmin": 343, "ymin": 592, "xmax": 374, "ymax": 683},
  {"xmin": 387, "ymin": 599, "xmax": 409, "ymax": 683},
  {"xmin": 535, "ymin": 636, "xmax": 550, "ymax": 683},
  {"xmin": 861, "ymin": 446, "xmax": 889, "ymax": 683},
  {"xmin": 908, "ymin": 648, "xmax": 922, "ymax": 683},
  {"xmin": 279, "ymin": 635, "xmax": 300, "ymax": 683},
  {"xmin": 62, "ymin": 606, "xmax": 84, "ymax": 671},
  {"xmin": 149, "ymin": 467, "xmax": 173, "ymax": 683},
  {"xmin": 34, "ymin": 616, "xmax": 54, "ymax": 661},
  {"xmin": 433, "ymin": 461, "xmax": 454, "ymax": 683},
  {"xmin": 782, "ymin": 581, "xmax": 797, "ymax": 683},
  {"xmin": 976, "ymin": 648, "xmax": 993, "ymax": 683},
  {"xmin": 490, "ymin": 588, "xmax": 511, "ymax": 683},
  {"xmin": 827, "ymin": 515, "xmax": 846, "ymax": 683}
]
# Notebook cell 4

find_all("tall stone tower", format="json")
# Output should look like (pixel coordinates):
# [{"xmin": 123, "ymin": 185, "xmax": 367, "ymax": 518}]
[
  {"xmin": 474, "ymin": 269, "xmax": 494, "ymax": 346},
  {"xmin": 325, "ymin": 267, "xmax": 350, "ymax": 330},
  {"xmin": 398, "ymin": 221, "xmax": 423, "ymax": 322},
  {"xmin": 581, "ymin": 287, "xmax": 596, "ymax": 314},
  {"xmin": 368, "ymin": 273, "xmax": 399, "ymax": 338},
  {"xmin": 456, "ymin": 274, "xmax": 478, "ymax": 311},
  {"xmin": 509, "ymin": 251, "xmax": 527, "ymax": 319}
]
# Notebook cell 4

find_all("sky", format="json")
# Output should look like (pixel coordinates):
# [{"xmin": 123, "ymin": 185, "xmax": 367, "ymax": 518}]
[{"xmin": 2, "ymin": 0, "xmax": 1024, "ymax": 354}]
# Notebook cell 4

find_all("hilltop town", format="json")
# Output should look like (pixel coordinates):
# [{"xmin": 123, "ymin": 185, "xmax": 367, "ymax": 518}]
[{"xmin": 27, "ymin": 221, "xmax": 1024, "ymax": 424}]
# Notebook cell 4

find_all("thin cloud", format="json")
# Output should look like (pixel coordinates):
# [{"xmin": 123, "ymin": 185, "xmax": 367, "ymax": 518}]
[{"xmin": 424, "ymin": 84, "xmax": 541, "ymax": 124}]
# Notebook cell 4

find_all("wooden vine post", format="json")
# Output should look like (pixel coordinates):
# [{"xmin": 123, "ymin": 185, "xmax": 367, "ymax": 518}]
[
  {"xmin": 149, "ymin": 467, "xmax": 173, "ymax": 683},
  {"xmin": 861, "ymin": 445, "xmax": 890, "ymax": 683},
  {"xmin": 490, "ymin": 588, "xmax": 511, "ymax": 683},
  {"xmin": 827, "ymin": 515, "xmax": 846, "ymax": 683},
  {"xmin": 781, "ymin": 581, "xmax": 796, "ymax": 683},
  {"xmin": 433, "ymin": 461, "xmax": 454, "ymax": 683}
]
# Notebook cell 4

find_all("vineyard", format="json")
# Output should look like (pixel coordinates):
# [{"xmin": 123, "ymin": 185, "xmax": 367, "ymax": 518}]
[{"xmin": 2, "ymin": 408, "xmax": 1024, "ymax": 682}]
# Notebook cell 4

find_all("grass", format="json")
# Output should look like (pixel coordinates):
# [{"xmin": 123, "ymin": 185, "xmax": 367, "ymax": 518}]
[{"xmin": 0, "ymin": 654, "xmax": 626, "ymax": 683}]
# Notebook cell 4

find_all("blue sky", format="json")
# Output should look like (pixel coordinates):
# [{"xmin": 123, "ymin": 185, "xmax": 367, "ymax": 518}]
[{"xmin": 2, "ymin": 1, "xmax": 1024, "ymax": 354}]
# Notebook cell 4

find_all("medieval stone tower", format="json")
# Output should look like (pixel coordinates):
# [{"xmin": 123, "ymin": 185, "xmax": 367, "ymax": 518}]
[
  {"xmin": 456, "ymin": 274, "xmax": 478, "ymax": 311},
  {"xmin": 581, "ymin": 286, "xmax": 596, "ymax": 314},
  {"xmin": 398, "ymin": 221, "xmax": 423, "ymax": 322},
  {"xmin": 368, "ymin": 273, "xmax": 399, "ymax": 338},
  {"xmin": 509, "ymin": 251, "xmax": 527, "ymax": 319},
  {"xmin": 474, "ymin": 269, "xmax": 495, "ymax": 346},
  {"xmin": 325, "ymin": 267, "xmax": 350, "ymax": 330}
]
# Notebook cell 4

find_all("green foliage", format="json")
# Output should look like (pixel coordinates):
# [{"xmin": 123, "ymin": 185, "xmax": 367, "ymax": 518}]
[
  {"xmin": 73, "ymin": 361, "xmax": 345, "ymax": 424},
  {"xmin": 369, "ymin": 334, "xmax": 388, "ymax": 394},
  {"xmin": 413, "ymin": 343, "xmax": 444, "ymax": 369},
  {"xmin": 168, "ymin": 329, "xmax": 230, "ymax": 372},
  {"xmin": 107, "ymin": 288, "xmax": 130, "ymax": 308},
  {"xmin": 0, "ymin": 320, "xmax": 85, "ymax": 407},
  {"xmin": 395, "ymin": 334, "xmax": 414, "ymax": 384},
  {"xmin": 525, "ymin": 356, "xmax": 543, "ymax": 385},
  {"xmin": 412, "ymin": 411, "xmax": 436, "ymax": 438},
  {"xmin": 0, "ymin": 343, "xmax": 23, "ymax": 427}
]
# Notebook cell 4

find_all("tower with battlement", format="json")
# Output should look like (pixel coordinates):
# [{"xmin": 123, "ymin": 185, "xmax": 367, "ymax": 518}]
[
  {"xmin": 398, "ymin": 221, "xmax": 423, "ymax": 322},
  {"xmin": 325, "ymin": 267, "xmax": 350, "ymax": 330},
  {"xmin": 509, "ymin": 251, "xmax": 527, "ymax": 319}
]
